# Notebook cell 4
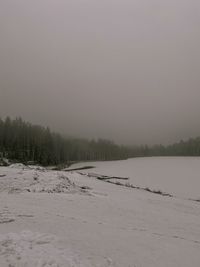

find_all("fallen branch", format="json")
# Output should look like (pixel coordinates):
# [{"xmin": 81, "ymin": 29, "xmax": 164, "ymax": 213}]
[
  {"xmin": 80, "ymin": 172, "xmax": 173, "ymax": 197},
  {"xmin": 83, "ymin": 172, "xmax": 129, "ymax": 181},
  {"xmin": 64, "ymin": 166, "xmax": 95, "ymax": 172}
]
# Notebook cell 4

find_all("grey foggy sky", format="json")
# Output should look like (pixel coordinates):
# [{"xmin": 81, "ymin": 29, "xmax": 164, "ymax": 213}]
[{"xmin": 0, "ymin": 0, "xmax": 200, "ymax": 145}]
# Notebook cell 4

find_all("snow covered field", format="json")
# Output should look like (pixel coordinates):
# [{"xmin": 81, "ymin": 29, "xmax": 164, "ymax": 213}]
[
  {"xmin": 0, "ymin": 158, "xmax": 200, "ymax": 266},
  {"xmin": 71, "ymin": 157, "xmax": 200, "ymax": 199}
]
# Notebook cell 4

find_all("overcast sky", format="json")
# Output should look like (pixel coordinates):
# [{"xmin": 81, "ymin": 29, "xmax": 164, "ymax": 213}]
[{"xmin": 0, "ymin": 0, "xmax": 200, "ymax": 145}]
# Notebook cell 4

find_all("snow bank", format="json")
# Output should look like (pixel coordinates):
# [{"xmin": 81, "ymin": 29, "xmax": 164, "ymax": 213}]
[
  {"xmin": 9, "ymin": 163, "xmax": 29, "ymax": 169},
  {"xmin": 0, "ymin": 166, "xmax": 90, "ymax": 195}
]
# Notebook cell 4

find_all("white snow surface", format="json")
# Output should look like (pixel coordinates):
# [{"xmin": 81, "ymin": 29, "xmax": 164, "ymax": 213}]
[
  {"xmin": 0, "ymin": 166, "xmax": 88, "ymax": 194},
  {"xmin": 71, "ymin": 157, "xmax": 200, "ymax": 199},
  {"xmin": 0, "ymin": 158, "xmax": 200, "ymax": 266},
  {"xmin": 0, "ymin": 230, "xmax": 88, "ymax": 267}
]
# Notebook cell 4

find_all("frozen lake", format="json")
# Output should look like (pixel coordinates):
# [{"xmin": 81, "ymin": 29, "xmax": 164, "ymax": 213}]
[{"xmin": 71, "ymin": 157, "xmax": 200, "ymax": 199}]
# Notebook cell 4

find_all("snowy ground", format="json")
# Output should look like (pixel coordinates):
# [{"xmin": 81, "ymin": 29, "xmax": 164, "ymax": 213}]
[
  {"xmin": 0, "ymin": 159, "xmax": 200, "ymax": 266},
  {"xmin": 70, "ymin": 157, "xmax": 200, "ymax": 199}
]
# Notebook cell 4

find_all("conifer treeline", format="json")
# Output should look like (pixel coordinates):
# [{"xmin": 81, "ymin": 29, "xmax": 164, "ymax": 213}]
[
  {"xmin": 0, "ymin": 117, "xmax": 133, "ymax": 165},
  {"xmin": 1, "ymin": 117, "xmax": 200, "ymax": 166}
]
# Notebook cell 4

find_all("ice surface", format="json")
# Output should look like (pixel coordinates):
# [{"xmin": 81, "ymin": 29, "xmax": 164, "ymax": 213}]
[{"xmin": 70, "ymin": 157, "xmax": 200, "ymax": 199}]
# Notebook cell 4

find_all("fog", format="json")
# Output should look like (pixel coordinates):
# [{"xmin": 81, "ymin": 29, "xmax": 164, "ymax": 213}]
[{"xmin": 0, "ymin": 0, "xmax": 200, "ymax": 145}]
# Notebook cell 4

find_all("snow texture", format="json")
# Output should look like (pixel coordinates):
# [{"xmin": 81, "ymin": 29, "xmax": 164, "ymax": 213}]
[
  {"xmin": 0, "ymin": 231, "xmax": 87, "ymax": 267},
  {"xmin": 0, "ymin": 158, "xmax": 200, "ymax": 266},
  {"xmin": 0, "ymin": 165, "xmax": 90, "ymax": 195},
  {"xmin": 70, "ymin": 157, "xmax": 200, "ymax": 199}
]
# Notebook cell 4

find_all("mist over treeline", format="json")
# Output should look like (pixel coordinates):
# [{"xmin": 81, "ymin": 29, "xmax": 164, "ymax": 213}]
[
  {"xmin": 0, "ymin": 117, "xmax": 200, "ymax": 166},
  {"xmin": 0, "ymin": 117, "xmax": 134, "ymax": 165}
]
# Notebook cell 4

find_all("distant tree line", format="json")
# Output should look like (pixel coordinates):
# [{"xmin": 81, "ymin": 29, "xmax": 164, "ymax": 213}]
[
  {"xmin": 0, "ymin": 117, "xmax": 134, "ymax": 165},
  {"xmin": 1, "ymin": 117, "xmax": 200, "ymax": 166}
]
